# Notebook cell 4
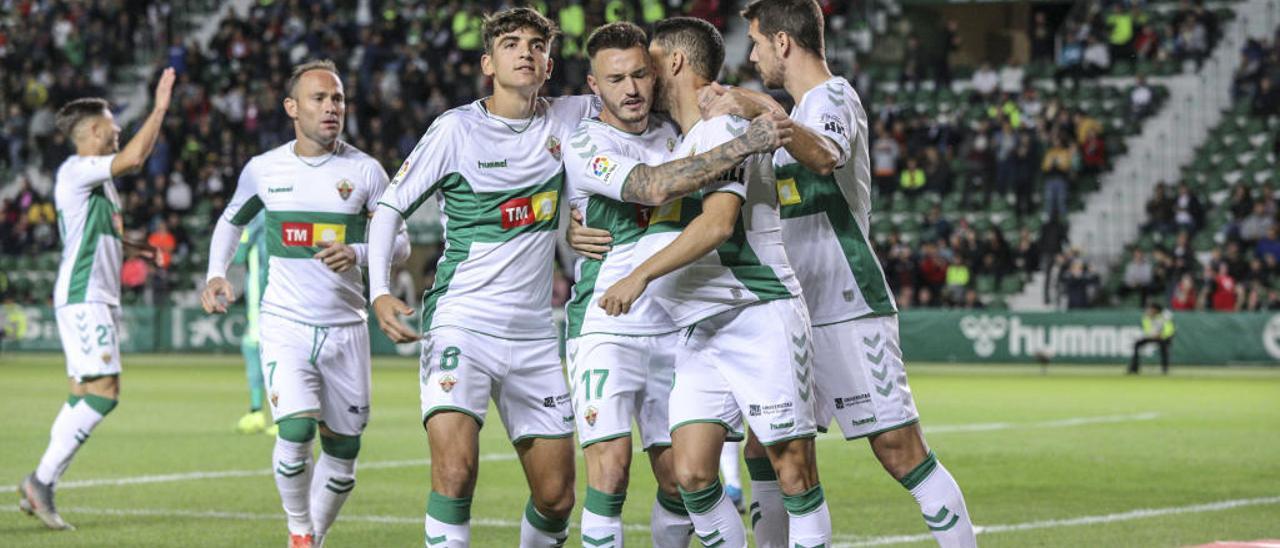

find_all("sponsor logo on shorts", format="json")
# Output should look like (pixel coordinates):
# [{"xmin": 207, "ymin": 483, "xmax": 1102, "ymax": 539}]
[
  {"xmin": 336, "ymin": 179, "xmax": 354, "ymax": 200},
  {"xmin": 281, "ymin": 222, "xmax": 346, "ymax": 246},
  {"xmin": 750, "ymin": 402, "xmax": 793, "ymax": 417},
  {"xmin": 833, "ymin": 394, "xmax": 871, "ymax": 409},
  {"xmin": 499, "ymin": 191, "xmax": 558, "ymax": 230},
  {"xmin": 584, "ymin": 405, "xmax": 598, "ymax": 426},
  {"xmin": 770, "ymin": 420, "xmax": 795, "ymax": 430},
  {"xmin": 843, "ymin": 289, "xmax": 856, "ymax": 302},
  {"xmin": 562, "ymin": 415, "xmax": 575, "ymax": 423},
  {"xmin": 851, "ymin": 416, "xmax": 877, "ymax": 426},
  {"xmin": 543, "ymin": 393, "xmax": 571, "ymax": 408},
  {"xmin": 438, "ymin": 374, "xmax": 457, "ymax": 393},
  {"xmin": 346, "ymin": 404, "xmax": 369, "ymax": 414}
]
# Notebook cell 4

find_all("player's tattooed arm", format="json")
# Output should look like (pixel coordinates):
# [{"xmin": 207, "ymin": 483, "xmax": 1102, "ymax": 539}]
[
  {"xmin": 701, "ymin": 84, "xmax": 842, "ymax": 176},
  {"xmin": 620, "ymin": 112, "xmax": 793, "ymax": 206}
]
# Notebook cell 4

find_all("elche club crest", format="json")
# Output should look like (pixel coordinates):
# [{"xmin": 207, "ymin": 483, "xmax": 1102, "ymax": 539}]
[
  {"xmin": 336, "ymin": 179, "xmax": 354, "ymax": 200},
  {"xmin": 546, "ymin": 136, "xmax": 562, "ymax": 161},
  {"xmin": 439, "ymin": 373, "xmax": 457, "ymax": 393},
  {"xmin": 584, "ymin": 405, "xmax": 598, "ymax": 426}
]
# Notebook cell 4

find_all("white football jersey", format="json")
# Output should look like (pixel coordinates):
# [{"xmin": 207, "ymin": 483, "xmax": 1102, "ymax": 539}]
[
  {"xmin": 775, "ymin": 77, "xmax": 896, "ymax": 325},
  {"xmin": 563, "ymin": 116, "xmax": 681, "ymax": 338},
  {"xmin": 632, "ymin": 115, "xmax": 802, "ymax": 327},
  {"xmin": 53, "ymin": 155, "xmax": 123, "ymax": 307},
  {"xmin": 221, "ymin": 140, "xmax": 389, "ymax": 326},
  {"xmin": 379, "ymin": 96, "xmax": 599, "ymax": 340}
]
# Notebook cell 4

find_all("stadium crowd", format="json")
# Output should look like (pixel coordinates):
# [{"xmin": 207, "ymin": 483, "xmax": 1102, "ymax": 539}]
[{"xmin": 1, "ymin": 0, "xmax": 1271, "ymax": 312}]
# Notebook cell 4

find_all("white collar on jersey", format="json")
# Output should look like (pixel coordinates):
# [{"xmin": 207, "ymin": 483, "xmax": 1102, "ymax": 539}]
[{"xmin": 292, "ymin": 140, "xmax": 344, "ymax": 167}]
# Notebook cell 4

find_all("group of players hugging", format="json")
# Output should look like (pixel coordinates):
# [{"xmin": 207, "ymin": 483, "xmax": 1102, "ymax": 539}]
[{"xmin": 19, "ymin": 1, "xmax": 977, "ymax": 547}]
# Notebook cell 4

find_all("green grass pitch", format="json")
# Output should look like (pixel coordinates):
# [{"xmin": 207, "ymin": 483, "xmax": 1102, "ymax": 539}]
[{"xmin": 2, "ymin": 353, "xmax": 1277, "ymax": 546}]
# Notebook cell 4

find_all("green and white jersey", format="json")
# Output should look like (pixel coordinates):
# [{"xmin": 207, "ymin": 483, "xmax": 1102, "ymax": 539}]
[
  {"xmin": 221, "ymin": 140, "xmax": 388, "ymax": 326},
  {"xmin": 633, "ymin": 115, "xmax": 801, "ymax": 327},
  {"xmin": 563, "ymin": 116, "xmax": 681, "ymax": 339},
  {"xmin": 53, "ymin": 155, "xmax": 123, "ymax": 307},
  {"xmin": 379, "ymin": 96, "xmax": 599, "ymax": 340},
  {"xmin": 775, "ymin": 77, "xmax": 897, "ymax": 325}
]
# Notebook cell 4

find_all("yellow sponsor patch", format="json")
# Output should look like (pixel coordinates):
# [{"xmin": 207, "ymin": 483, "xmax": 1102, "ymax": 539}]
[
  {"xmin": 777, "ymin": 178, "xmax": 802, "ymax": 206},
  {"xmin": 532, "ymin": 190, "xmax": 558, "ymax": 222},
  {"xmin": 650, "ymin": 200, "xmax": 682, "ymax": 224},
  {"xmin": 312, "ymin": 223, "xmax": 346, "ymax": 244}
]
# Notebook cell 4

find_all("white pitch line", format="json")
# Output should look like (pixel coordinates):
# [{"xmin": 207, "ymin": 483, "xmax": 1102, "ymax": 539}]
[
  {"xmin": 819, "ymin": 412, "xmax": 1161, "ymax": 440},
  {"xmin": 2, "ymin": 505, "xmax": 653, "ymax": 532},
  {"xmin": 0, "ymin": 413, "xmax": 1160, "ymax": 492},
  {"xmin": 831, "ymin": 495, "xmax": 1280, "ymax": 547}
]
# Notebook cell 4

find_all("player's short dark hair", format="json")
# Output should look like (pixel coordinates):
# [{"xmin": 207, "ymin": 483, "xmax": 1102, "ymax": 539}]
[
  {"xmin": 286, "ymin": 59, "xmax": 341, "ymax": 98},
  {"xmin": 586, "ymin": 22, "xmax": 648, "ymax": 59},
  {"xmin": 652, "ymin": 17, "xmax": 724, "ymax": 81},
  {"xmin": 55, "ymin": 97, "xmax": 110, "ymax": 139},
  {"xmin": 482, "ymin": 7, "xmax": 559, "ymax": 55},
  {"xmin": 741, "ymin": 0, "xmax": 826, "ymax": 55}
]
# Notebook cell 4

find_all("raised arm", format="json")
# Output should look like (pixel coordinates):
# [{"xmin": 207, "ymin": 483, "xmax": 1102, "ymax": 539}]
[
  {"xmin": 701, "ymin": 84, "xmax": 843, "ymax": 176},
  {"xmin": 621, "ymin": 113, "xmax": 792, "ymax": 206},
  {"xmin": 597, "ymin": 192, "xmax": 742, "ymax": 316},
  {"xmin": 111, "ymin": 68, "xmax": 175, "ymax": 177}
]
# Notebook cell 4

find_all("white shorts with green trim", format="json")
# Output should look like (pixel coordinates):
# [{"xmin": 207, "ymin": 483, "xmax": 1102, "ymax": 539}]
[
  {"xmin": 669, "ymin": 298, "xmax": 818, "ymax": 445},
  {"xmin": 56, "ymin": 303, "xmax": 122, "ymax": 381},
  {"xmin": 567, "ymin": 332, "xmax": 677, "ymax": 449},
  {"xmin": 419, "ymin": 327, "xmax": 573, "ymax": 443},
  {"xmin": 813, "ymin": 315, "xmax": 920, "ymax": 439},
  {"xmin": 259, "ymin": 313, "xmax": 371, "ymax": 436}
]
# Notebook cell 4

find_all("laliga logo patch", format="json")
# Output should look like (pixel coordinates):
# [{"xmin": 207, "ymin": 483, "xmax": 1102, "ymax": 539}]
[
  {"xmin": 546, "ymin": 136, "xmax": 562, "ymax": 161},
  {"xmin": 590, "ymin": 155, "xmax": 619, "ymax": 183},
  {"xmin": 392, "ymin": 159, "xmax": 411, "ymax": 186},
  {"xmin": 336, "ymin": 179, "xmax": 354, "ymax": 201}
]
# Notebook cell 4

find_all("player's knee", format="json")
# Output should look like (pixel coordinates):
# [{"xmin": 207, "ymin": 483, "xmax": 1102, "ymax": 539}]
[
  {"xmin": 320, "ymin": 432, "xmax": 361, "ymax": 460},
  {"xmin": 531, "ymin": 485, "xmax": 575, "ymax": 519},
  {"xmin": 277, "ymin": 417, "xmax": 317, "ymax": 443},
  {"xmin": 768, "ymin": 440, "xmax": 819, "ymax": 494},
  {"xmin": 673, "ymin": 462, "xmax": 719, "ymax": 492},
  {"xmin": 743, "ymin": 433, "xmax": 768, "ymax": 459},
  {"xmin": 871, "ymin": 427, "xmax": 929, "ymax": 480},
  {"xmin": 433, "ymin": 456, "xmax": 479, "ymax": 496}
]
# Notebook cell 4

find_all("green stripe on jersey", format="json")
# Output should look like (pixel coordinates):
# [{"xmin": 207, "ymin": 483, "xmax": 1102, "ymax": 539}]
[
  {"xmin": 776, "ymin": 164, "xmax": 895, "ymax": 315},
  {"xmin": 265, "ymin": 210, "xmax": 369, "ymax": 259},
  {"xmin": 66, "ymin": 187, "xmax": 119, "ymax": 304},
  {"xmin": 419, "ymin": 172, "xmax": 562, "ymax": 331},
  {"xmin": 230, "ymin": 195, "xmax": 264, "ymax": 225},
  {"xmin": 565, "ymin": 195, "xmax": 651, "ymax": 339}
]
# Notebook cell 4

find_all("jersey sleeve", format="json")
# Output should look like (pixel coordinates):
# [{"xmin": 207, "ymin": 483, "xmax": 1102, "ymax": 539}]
[
  {"xmin": 698, "ymin": 116, "xmax": 748, "ymax": 200},
  {"xmin": 380, "ymin": 114, "xmax": 460, "ymax": 219},
  {"xmin": 564, "ymin": 124, "xmax": 639, "ymax": 202},
  {"xmin": 798, "ymin": 82, "xmax": 856, "ymax": 167},
  {"xmin": 222, "ymin": 160, "xmax": 264, "ymax": 226},
  {"xmin": 363, "ymin": 157, "xmax": 392, "ymax": 213},
  {"xmin": 60, "ymin": 155, "xmax": 115, "ymax": 191}
]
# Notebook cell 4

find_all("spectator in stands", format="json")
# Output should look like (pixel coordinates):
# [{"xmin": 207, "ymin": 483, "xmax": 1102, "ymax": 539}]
[
  {"xmin": 900, "ymin": 36, "xmax": 925, "ymax": 92},
  {"xmin": 1240, "ymin": 202, "xmax": 1275, "ymax": 243},
  {"xmin": 1060, "ymin": 258, "xmax": 1098, "ymax": 309},
  {"xmin": 1144, "ymin": 183, "xmax": 1175, "ymax": 233},
  {"xmin": 945, "ymin": 253, "xmax": 971, "ymax": 305},
  {"xmin": 1175, "ymin": 182, "xmax": 1205, "ymax": 234},
  {"xmin": 1134, "ymin": 24, "xmax": 1160, "ymax": 61},
  {"xmin": 1056, "ymin": 28, "xmax": 1086, "ymax": 87},
  {"xmin": 1122, "ymin": 249, "xmax": 1157, "ymax": 306},
  {"xmin": 1207, "ymin": 262, "xmax": 1242, "ymax": 311},
  {"xmin": 1015, "ymin": 228, "xmax": 1041, "ymax": 275},
  {"xmin": 1170, "ymin": 274, "xmax": 1200, "ymax": 310},
  {"xmin": 936, "ymin": 20, "xmax": 961, "ymax": 89},
  {"xmin": 1040, "ymin": 213, "xmax": 1069, "ymax": 302},
  {"xmin": 917, "ymin": 242, "xmax": 949, "ymax": 305},
  {"xmin": 961, "ymin": 288, "xmax": 985, "ymax": 309},
  {"xmin": 1131, "ymin": 75, "xmax": 1155, "ymax": 121},
  {"xmin": 994, "ymin": 120, "xmax": 1018, "ymax": 200},
  {"xmin": 923, "ymin": 147, "xmax": 952, "ymax": 196},
  {"xmin": 1257, "ymin": 225, "xmax": 1280, "ymax": 263},
  {"xmin": 1031, "ymin": 12, "xmax": 1055, "ymax": 63},
  {"xmin": 999, "ymin": 59, "xmax": 1024, "ymax": 95},
  {"xmin": 1251, "ymin": 77, "xmax": 1279, "ymax": 117},
  {"xmin": 1084, "ymin": 36, "xmax": 1112, "ymax": 77},
  {"xmin": 972, "ymin": 62, "xmax": 999, "ymax": 102},
  {"xmin": 1042, "ymin": 133, "xmax": 1075, "ymax": 219},
  {"xmin": 899, "ymin": 156, "xmax": 927, "ymax": 204},
  {"xmin": 872, "ymin": 122, "xmax": 900, "ymax": 206},
  {"xmin": 1080, "ymin": 127, "xmax": 1107, "ymax": 174}
]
